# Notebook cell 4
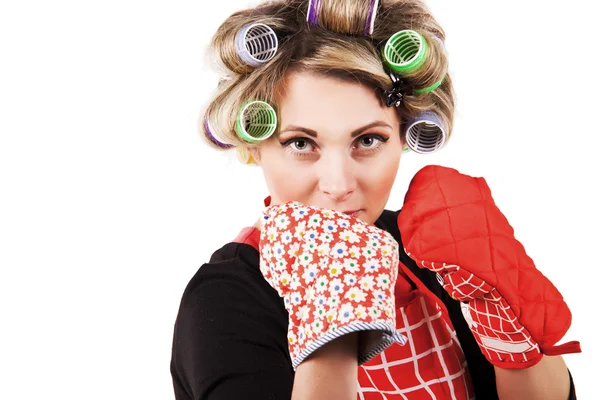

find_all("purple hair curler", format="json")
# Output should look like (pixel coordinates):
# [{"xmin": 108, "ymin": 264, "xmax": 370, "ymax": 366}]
[
  {"xmin": 365, "ymin": 0, "xmax": 379, "ymax": 35},
  {"xmin": 307, "ymin": 0, "xmax": 379, "ymax": 36},
  {"xmin": 404, "ymin": 111, "xmax": 447, "ymax": 154},
  {"xmin": 235, "ymin": 23, "xmax": 279, "ymax": 66},
  {"xmin": 306, "ymin": 0, "xmax": 320, "ymax": 26},
  {"xmin": 204, "ymin": 115, "xmax": 234, "ymax": 149}
]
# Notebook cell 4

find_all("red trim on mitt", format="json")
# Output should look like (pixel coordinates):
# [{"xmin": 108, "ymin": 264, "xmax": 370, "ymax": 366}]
[{"xmin": 543, "ymin": 341, "xmax": 582, "ymax": 356}]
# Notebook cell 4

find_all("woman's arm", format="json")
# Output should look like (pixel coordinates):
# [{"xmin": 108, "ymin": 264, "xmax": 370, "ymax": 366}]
[
  {"xmin": 495, "ymin": 355, "xmax": 571, "ymax": 400},
  {"xmin": 291, "ymin": 333, "xmax": 358, "ymax": 400}
]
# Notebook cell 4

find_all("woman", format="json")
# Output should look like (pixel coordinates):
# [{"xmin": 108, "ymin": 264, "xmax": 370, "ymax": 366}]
[{"xmin": 170, "ymin": 0, "xmax": 580, "ymax": 398}]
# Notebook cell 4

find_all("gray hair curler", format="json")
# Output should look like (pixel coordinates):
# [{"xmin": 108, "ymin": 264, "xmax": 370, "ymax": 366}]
[
  {"xmin": 235, "ymin": 23, "xmax": 279, "ymax": 66},
  {"xmin": 404, "ymin": 111, "xmax": 447, "ymax": 154}
]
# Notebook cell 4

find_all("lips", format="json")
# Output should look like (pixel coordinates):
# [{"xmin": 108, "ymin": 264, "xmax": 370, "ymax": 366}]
[{"xmin": 343, "ymin": 210, "xmax": 362, "ymax": 218}]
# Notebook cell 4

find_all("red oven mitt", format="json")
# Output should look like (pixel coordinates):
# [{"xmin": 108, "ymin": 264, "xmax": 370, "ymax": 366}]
[{"xmin": 397, "ymin": 165, "xmax": 581, "ymax": 369}]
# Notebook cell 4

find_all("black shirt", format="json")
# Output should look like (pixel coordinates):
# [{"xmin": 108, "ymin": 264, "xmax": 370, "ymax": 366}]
[{"xmin": 170, "ymin": 209, "xmax": 576, "ymax": 399}]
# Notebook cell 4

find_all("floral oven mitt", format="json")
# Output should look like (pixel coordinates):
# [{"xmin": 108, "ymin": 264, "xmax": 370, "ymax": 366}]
[{"xmin": 259, "ymin": 202, "xmax": 407, "ymax": 370}]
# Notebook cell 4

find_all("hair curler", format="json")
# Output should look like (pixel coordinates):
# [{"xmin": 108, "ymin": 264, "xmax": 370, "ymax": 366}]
[
  {"xmin": 365, "ymin": 0, "xmax": 379, "ymax": 35},
  {"xmin": 235, "ymin": 23, "xmax": 279, "ymax": 66},
  {"xmin": 383, "ymin": 29, "xmax": 429, "ymax": 75},
  {"xmin": 307, "ymin": 0, "xmax": 380, "ymax": 36},
  {"xmin": 404, "ymin": 111, "xmax": 447, "ymax": 154},
  {"xmin": 235, "ymin": 101, "xmax": 278, "ymax": 143},
  {"xmin": 204, "ymin": 114, "xmax": 234, "ymax": 148},
  {"xmin": 413, "ymin": 77, "xmax": 444, "ymax": 94},
  {"xmin": 306, "ymin": 0, "xmax": 318, "ymax": 25}
]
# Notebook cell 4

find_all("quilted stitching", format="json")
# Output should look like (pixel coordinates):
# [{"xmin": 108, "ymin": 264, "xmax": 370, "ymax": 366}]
[{"xmin": 398, "ymin": 165, "xmax": 579, "ymax": 366}]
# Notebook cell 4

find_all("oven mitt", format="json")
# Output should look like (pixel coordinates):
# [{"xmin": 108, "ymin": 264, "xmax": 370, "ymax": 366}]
[
  {"xmin": 259, "ymin": 201, "xmax": 407, "ymax": 370},
  {"xmin": 397, "ymin": 165, "xmax": 581, "ymax": 369}
]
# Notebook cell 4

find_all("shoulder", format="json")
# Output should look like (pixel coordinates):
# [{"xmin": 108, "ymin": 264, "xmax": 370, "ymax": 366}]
[
  {"xmin": 184, "ymin": 242, "xmax": 261, "ymax": 294},
  {"xmin": 179, "ymin": 226, "xmax": 278, "ymax": 309},
  {"xmin": 171, "ymin": 239, "xmax": 293, "ymax": 398},
  {"xmin": 176, "ymin": 240, "xmax": 287, "ymax": 329}
]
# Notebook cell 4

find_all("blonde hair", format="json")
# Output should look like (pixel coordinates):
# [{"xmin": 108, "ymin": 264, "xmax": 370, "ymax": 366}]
[{"xmin": 202, "ymin": 0, "xmax": 454, "ymax": 164}]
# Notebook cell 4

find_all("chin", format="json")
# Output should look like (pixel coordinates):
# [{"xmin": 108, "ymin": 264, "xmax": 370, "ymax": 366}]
[
  {"xmin": 363, "ymin": 207, "xmax": 387, "ymax": 225},
  {"xmin": 358, "ymin": 212, "xmax": 376, "ymax": 225}
]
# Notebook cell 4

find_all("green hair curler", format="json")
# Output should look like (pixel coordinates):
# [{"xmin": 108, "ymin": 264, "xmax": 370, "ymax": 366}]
[
  {"xmin": 413, "ymin": 77, "xmax": 444, "ymax": 94},
  {"xmin": 235, "ymin": 101, "xmax": 277, "ymax": 143},
  {"xmin": 383, "ymin": 30, "xmax": 428, "ymax": 75}
]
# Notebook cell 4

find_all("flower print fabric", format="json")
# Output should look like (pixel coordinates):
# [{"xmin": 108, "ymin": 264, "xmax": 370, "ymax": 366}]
[{"xmin": 259, "ymin": 201, "xmax": 407, "ymax": 370}]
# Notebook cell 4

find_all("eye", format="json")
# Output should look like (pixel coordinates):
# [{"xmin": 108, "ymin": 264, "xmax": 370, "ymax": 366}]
[
  {"xmin": 289, "ymin": 139, "xmax": 314, "ymax": 152},
  {"xmin": 280, "ymin": 137, "xmax": 317, "ymax": 156},
  {"xmin": 354, "ymin": 134, "xmax": 388, "ymax": 150}
]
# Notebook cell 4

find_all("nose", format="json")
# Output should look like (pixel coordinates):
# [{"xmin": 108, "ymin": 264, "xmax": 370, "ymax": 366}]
[{"xmin": 318, "ymin": 153, "xmax": 357, "ymax": 202}]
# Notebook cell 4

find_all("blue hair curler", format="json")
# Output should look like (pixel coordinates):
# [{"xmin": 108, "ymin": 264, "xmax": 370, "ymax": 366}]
[
  {"xmin": 235, "ymin": 23, "xmax": 279, "ymax": 66},
  {"xmin": 404, "ymin": 111, "xmax": 447, "ymax": 154}
]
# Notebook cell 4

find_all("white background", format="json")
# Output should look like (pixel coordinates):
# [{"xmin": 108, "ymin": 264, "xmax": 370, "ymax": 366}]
[{"xmin": 1, "ymin": 0, "xmax": 598, "ymax": 398}]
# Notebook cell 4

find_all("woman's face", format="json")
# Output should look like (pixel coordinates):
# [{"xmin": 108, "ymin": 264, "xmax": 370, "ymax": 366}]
[{"xmin": 253, "ymin": 70, "xmax": 404, "ymax": 224}]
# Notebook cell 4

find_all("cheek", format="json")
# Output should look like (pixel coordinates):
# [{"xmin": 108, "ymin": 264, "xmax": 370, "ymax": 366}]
[
  {"xmin": 359, "ymin": 151, "xmax": 401, "ymax": 220},
  {"xmin": 260, "ymin": 152, "xmax": 314, "ymax": 203},
  {"xmin": 364, "ymin": 153, "xmax": 400, "ymax": 192}
]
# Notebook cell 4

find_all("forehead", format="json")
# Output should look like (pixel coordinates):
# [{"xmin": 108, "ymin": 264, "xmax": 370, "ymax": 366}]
[{"xmin": 278, "ymin": 70, "xmax": 398, "ymax": 132}]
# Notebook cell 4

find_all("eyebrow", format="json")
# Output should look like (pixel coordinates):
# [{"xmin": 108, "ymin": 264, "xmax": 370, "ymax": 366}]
[{"xmin": 279, "ymin": 121, "xmax": 393, "ymax": 138}]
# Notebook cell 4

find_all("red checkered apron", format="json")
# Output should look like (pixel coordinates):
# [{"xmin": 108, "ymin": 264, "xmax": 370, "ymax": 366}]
[{"xmin": 357, "ymin": 261, "xmax": 475, "ymax": 399}]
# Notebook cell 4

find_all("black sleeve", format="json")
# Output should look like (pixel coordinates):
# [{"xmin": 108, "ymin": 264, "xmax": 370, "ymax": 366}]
[
  {"xmin": 568, "ymin": 369, "xmax": 577, "ymax": 399},
  {"xmin": 170, "ymin": 243, "xmax": 294, "ymax": 400}
]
